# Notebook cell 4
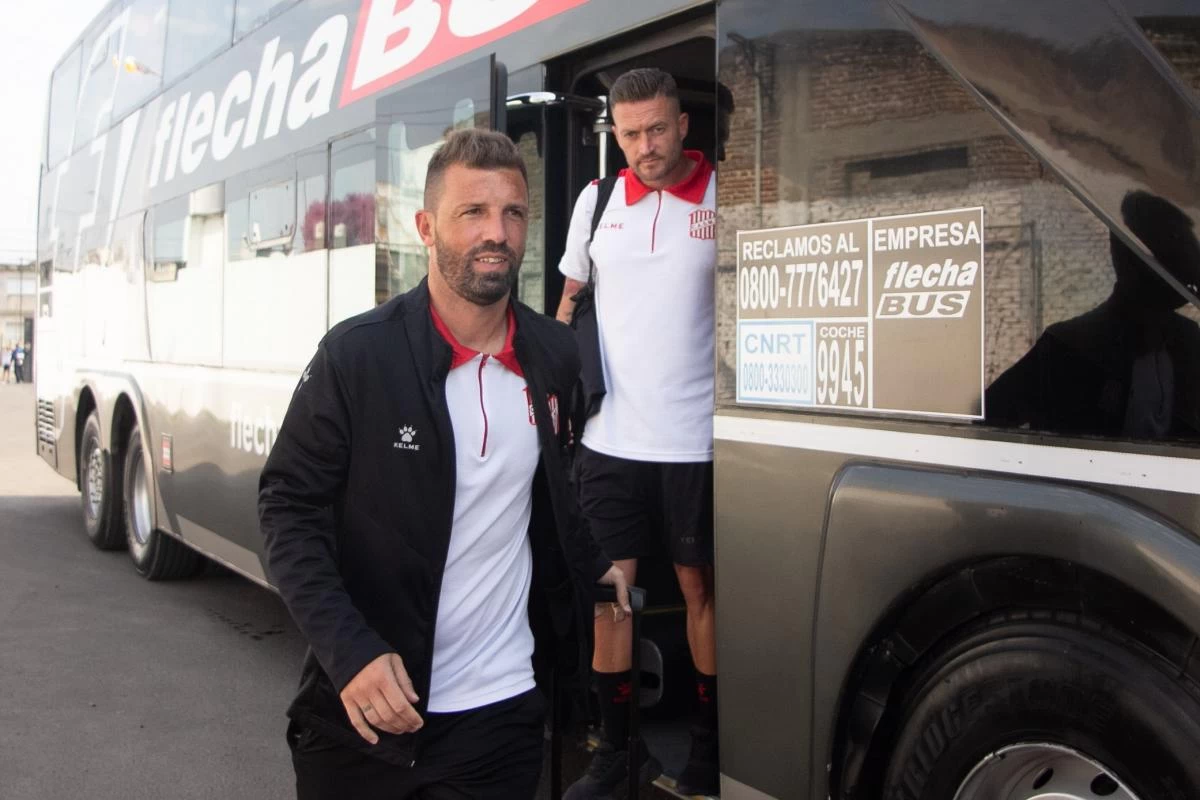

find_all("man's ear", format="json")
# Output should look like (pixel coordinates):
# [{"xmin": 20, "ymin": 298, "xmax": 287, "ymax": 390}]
[
  {"xmin": 415, "ymin": 209, "xmax": 436, "ymax": 247},
  {"xmin": 678, "ymin": 111, "xmax": 689, "ymax": 141}
]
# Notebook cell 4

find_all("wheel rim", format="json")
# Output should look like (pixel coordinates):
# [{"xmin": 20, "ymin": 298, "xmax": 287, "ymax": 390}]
[
  {"xmin": 84, "ymin": 441, "xmax": 105, "ymax": 520},
  {"xmin": 953, "ymin": 743, "xmax": 1139, "ymax": 800},
  {"xmin": 129, "ymin": 451, "xmax": 153, "ymax": 546}
]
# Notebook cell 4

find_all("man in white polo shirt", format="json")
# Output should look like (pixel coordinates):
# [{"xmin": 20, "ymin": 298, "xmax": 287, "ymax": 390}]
[
  {"xmin": 556, "ymin": 68, "xmax": 719, "ymax": 798},
  {"xmin": 261, "ymin": 129, "xmax": 629, "ymax": 799}
]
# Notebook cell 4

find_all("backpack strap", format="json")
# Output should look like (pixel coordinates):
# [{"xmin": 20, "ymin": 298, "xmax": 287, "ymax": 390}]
[{"xmin": 586, "ymin": 176, "xmax": 618, "ymax": 288}]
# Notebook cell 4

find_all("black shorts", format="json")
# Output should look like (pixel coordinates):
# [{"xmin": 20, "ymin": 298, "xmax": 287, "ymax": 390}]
[{"xmin": 576, "ymin": 446, "xmax": 714, "ymax": 566}]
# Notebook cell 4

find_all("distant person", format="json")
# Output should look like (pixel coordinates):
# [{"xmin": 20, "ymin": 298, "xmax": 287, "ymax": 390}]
[
  {"xmin": 1, "ymin": 345, "xmax": 10, "ymax": 384},
  {"xmin": 12, "ymin": 343, "xmax": 25, "ymax": 384},
  {"xmin": 988, "ymin": 192, "xmax": 1200, "ymax": 440},
  {"xmin": 259, "ymin": 129, "xmax": 628, "ymax": 800}
]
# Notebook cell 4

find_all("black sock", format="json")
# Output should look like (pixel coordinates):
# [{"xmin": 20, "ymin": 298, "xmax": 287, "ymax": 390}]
[
  {"xmin": 595, "ymin": 669, "xmax": 633, "ymax": 748},
  {"xmin": 695, "ymin": 671, "xmax": 718, "ymax": 734}
]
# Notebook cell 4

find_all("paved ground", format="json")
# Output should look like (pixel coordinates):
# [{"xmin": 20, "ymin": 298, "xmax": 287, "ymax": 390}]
[
  {"xmin": 0, "ymin": 383, "xmax": 685, "ymax": 799},
  {"xmin": 0, "ymin": 383, "xmax": 306, "ymax": 799}
]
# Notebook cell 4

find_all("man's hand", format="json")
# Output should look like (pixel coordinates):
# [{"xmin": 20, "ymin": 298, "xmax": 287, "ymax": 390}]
[
  {"xmin": 339, "ymin": 653, "xmax": 423, "ymax": 745},
  {"xmin": 596, "ymin": 564, "xmax": 632, "ymax": 623}
]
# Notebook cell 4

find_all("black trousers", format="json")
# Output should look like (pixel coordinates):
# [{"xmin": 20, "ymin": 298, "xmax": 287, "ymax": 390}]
[{"xmin": 290, "ymin": 689, "xmax": 545, "ymax": 800}]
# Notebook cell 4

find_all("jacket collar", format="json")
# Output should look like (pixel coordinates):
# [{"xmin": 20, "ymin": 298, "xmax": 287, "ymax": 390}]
[
  {"xmin": 429, "ymin": 302, "xmax": 523, "ymax": 377},
  {"xmin": 621, "ymin": 150, "xmax": 713, "ymax": 206}
]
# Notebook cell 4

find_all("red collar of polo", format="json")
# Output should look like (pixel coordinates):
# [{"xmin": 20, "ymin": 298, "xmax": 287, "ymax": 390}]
[
  {"xmin": 620, "ymin": 150, "xmax": 713, "ymax": 206},
  {"xmin": 430, "ymin": 302, "xmax": 523, "ymax": 376}
]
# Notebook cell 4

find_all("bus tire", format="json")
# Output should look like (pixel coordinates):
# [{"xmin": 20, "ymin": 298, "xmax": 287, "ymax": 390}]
[
  {"xmin": 879, "ymin": 613, "xmax": 1200, "ymax": 800},
  {"xmin": 122, "ymin": 424, "xmax": 202, "ymax": 581},
  {"xmin": 79, "ymin": 411, "xmax": 125, "ymax": 550}
]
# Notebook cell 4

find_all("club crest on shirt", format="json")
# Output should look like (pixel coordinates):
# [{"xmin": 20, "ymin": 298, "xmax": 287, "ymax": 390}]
[
  {"xmin": 689, "ymin": 209, "xmax": 716, "ymax": 241},
  {"xmin": 525, "ymin": 389, "xmax": 560, "ymax": 434}
]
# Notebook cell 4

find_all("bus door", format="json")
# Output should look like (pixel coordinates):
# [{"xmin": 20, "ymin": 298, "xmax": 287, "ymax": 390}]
[{"xmin": 372, "ymin": 56, "xmax": 509, "ymax": 305}]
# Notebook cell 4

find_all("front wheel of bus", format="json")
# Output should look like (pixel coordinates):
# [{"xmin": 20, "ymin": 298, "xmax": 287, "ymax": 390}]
[
  {"xmin": 122, "ymin": 425, "xmax": 202, "ymax": 581},
  {"xmin": 79, "ymin": 411, "xmax": 125, "ymax": 550},
  {"xmin": 879, "ymin": 615, "xmax": 1200, "ymax": 800}
]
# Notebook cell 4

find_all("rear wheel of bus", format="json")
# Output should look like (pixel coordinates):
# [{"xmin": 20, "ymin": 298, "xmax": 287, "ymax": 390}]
[
  {"xmin": 122, "ymin": 425, "xmax": 202, "ymax": 580},
  {"xmin": 79, "ymin": 411, "xmax": 125, "ymax": 550},
  {"xmin": 879, "ymin": 614, "xmax": 1200, "ymax": 800}
]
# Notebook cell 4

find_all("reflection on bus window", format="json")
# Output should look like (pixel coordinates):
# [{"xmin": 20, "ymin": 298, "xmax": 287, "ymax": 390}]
[
  {"xmin": 48, "ymin": 47, "xmax": 81, "ymax": 167},
  {"xmin": 112, "ymin": 0, "xmax": 167, "ymax": 120},
  {"xmin": 715, "ymin": 4, "xmax": 1200, "ymax": 447},
  {"xmin": 514, "ymin": 130, "xmax": 544, "ymax": 311},
  {"xmin": 75, "ymin": 12, "xmax": 122, "ymax": 148},
  {"xmin": 151, "ymin": 196, "xmax": 189, "ymax": 281},
  {"xmin": 987, "ymin": 193, "xmax": 1200, "ymax": 442},
  {"xmin": 296, "ymin": 150, "xmax": 327, "ymax": 254},
  {"xmin": 235, "ymin": 0, "xmax": 295, "ymax": 39},
  {"xmin": 380, "ymin": 121, "xmax": 442, "ymax": 297},
  {"xmin": 164, "ymin": 0, "xmax": 235, "ymax": 83},
  {"xmin": 330, "ymin": 130, "xmax": 375, "ymax": 250}
]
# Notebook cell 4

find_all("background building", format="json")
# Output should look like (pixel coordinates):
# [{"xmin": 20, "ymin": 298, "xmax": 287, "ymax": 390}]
[{"xmin": 0, "ymin": 261, "xmax": 35, "ymax": 350}]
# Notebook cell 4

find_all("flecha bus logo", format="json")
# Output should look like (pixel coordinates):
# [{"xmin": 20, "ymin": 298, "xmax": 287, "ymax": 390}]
[{"xmin": 340, "ymin": 0, "xmax": 590, "ymax": 108}]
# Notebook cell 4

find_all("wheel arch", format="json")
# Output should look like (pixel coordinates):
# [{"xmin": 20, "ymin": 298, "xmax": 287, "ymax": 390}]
[
  {"xmin": 817, "ymin": 463, "xmax": 1200, "ymax": 799},
  {"xmin": 73, "ymin": 385, "xmax": 98, "ymax": 488}
]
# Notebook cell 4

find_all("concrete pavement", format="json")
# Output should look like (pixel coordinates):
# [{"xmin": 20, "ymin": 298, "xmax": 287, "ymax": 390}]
[{"xmin": 0, "ymin": 383, "xmax": 306, "ymax": 799}]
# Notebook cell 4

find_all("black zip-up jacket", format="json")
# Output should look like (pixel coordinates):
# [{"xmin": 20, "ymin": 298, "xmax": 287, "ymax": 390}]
[{"xmin": 258, "ymin": 280, "xmax": 610, "ymax": 766}]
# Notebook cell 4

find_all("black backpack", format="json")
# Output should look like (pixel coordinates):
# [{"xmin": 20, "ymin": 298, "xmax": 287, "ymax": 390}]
[{"xmin": 569, "ymin": 176, "xmax": 618, "ymax": 433}]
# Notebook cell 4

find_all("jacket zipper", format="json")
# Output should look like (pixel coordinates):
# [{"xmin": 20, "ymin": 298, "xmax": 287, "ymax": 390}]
[
  {"xmin": 477, "ymin": 355, "xmax": 490, "ymax": 457},
  {"xmin": 650, "ymin": 191, "xmax": 663, "ymax": 253}
]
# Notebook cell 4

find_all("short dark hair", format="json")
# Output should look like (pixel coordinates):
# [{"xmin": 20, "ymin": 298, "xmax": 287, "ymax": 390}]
[
  {"xmin": 424, "ymin": 128, "xmax": 527, "ymax": 209},
  {"xmin": 609, "ymin": 68, "xmax": 679, "ymax": 108}
]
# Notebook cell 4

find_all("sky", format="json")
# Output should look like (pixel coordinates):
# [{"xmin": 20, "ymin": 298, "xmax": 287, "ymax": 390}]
[{"xmin": 0, "ymin": 0, "xmax": 109, "ymax": 265}]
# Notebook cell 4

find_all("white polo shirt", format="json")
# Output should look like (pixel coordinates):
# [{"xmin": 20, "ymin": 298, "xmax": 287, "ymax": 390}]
[
  {"xmin": 559, "ymin": 151, "xmax": 717, "ymax": 462},
  {"xmin": 427, "ymin": 305, "xmax": 543, "ymax": 713}
]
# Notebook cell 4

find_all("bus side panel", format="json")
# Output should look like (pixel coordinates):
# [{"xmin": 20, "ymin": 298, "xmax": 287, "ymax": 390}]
[
  {"xmin": 811, "ymin": 463, "xmax": 1200, "ymax": 798},
  {"xmin": 713, "ymin": 440, "xmax": 850, "ymax": 799}
]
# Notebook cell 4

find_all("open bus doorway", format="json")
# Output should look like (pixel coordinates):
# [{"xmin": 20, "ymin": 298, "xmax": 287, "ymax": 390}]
[{"xmin": 530, "ymin": 13, "xmax": 727, "ymax": 798}]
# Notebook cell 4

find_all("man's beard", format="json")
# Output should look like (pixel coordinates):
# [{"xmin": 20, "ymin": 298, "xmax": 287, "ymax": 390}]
[{"xmin": 434, "ymin": 237, "xmax": 522, "ymax": 306}]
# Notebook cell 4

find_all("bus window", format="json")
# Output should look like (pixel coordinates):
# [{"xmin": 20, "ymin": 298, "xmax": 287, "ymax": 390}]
[
  {"xmin": 235, "ymin": 0, "xmax": 295, "ymax": 40},
  {"xmin": 47, "ymin": 46, "xmax": 80, "ymax": 167},
  {"xmin": 227, "ymin": 159, "xmax": 296, "ymax": 262},
  {"xmin": 151, "ymin": 194, "xmax": 189, "ymax": 281},
  {"xmin": 112, "ymin": 0, "xmax": 167, "ymax": 121},
  {"xmin": 329, "ymin": 129, "xmax": 376, "ymax": 321},
  {"xmin": 512, "ymin": 130, "xmax": 545, "ymax": 311},
  {"xmin": 330, "ymin": 130, "xmax": 375, "ymax": 250},
  {"xmin": 164, "ymin": 0, "xmax": 234, "ymax": 83},
  {"xmin": 74, "ymin": 11, "xmax": 122, "ymax": 150},
  {"xmin": 295, "ymin": 150, "xmax": 328, "ymax": 254}
]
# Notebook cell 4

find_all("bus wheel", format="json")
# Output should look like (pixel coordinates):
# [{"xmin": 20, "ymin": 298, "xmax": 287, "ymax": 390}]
[
  {"xmin": 879, "ymin": 615, "xmax": 1200, "ymax": 800},
  {"xmin": 79, "ymin": 411, "xmax": 125, "ymax": 550},
  {"xmin": 122, "ymin": 424, "xmax": 202, "ymax": 580}
]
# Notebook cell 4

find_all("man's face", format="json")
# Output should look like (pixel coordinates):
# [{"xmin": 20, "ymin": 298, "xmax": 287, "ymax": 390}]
[
  {"xmin": 612, "ymin": 95, "xmax": 688, "ymax": 187},
  {"xmin": 418, "ymin": 164, "xmax": 529, "ymax": 306}
]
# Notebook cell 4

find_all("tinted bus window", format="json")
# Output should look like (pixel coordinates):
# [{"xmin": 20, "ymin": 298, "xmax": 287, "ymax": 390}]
[
  {"xmin": 48, "ymin": 47, "xmax": 81, "ymax": 166},
  {"xmin": 330, "ymin": 130, "xmax": 375, "ymax": 250},
  {"xmin": 1121, "ymin": 1, "xmax": 1200, "ymax": 98},
  {"xmin": 235, "ymin": 0, "xmax": 294, "ymax": 39},
  {"xmin": 113, "ymin": 0, "xmax": 167, "ymax": 120},
  {"xmin": 164, "ymin": 0, "xmax": 234, "ymax": 83},
  {"xmin": 717, "ymin": 0, "xmax": 1200, "ymax": 445}
]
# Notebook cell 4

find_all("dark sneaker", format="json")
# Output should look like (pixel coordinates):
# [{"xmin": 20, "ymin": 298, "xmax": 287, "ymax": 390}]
[
  {"xmin": 563, "ymin": 739, "xmax": 663, "ymax": 800},
  {"xmin": 674, "ymin": 726, "xmax": 720, "ymax": 797}
]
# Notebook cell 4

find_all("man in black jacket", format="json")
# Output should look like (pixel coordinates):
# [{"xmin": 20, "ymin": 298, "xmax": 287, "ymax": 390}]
[{"xmin": 259, "ymin": 128, "xmax": 629, "ymax": 800}]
